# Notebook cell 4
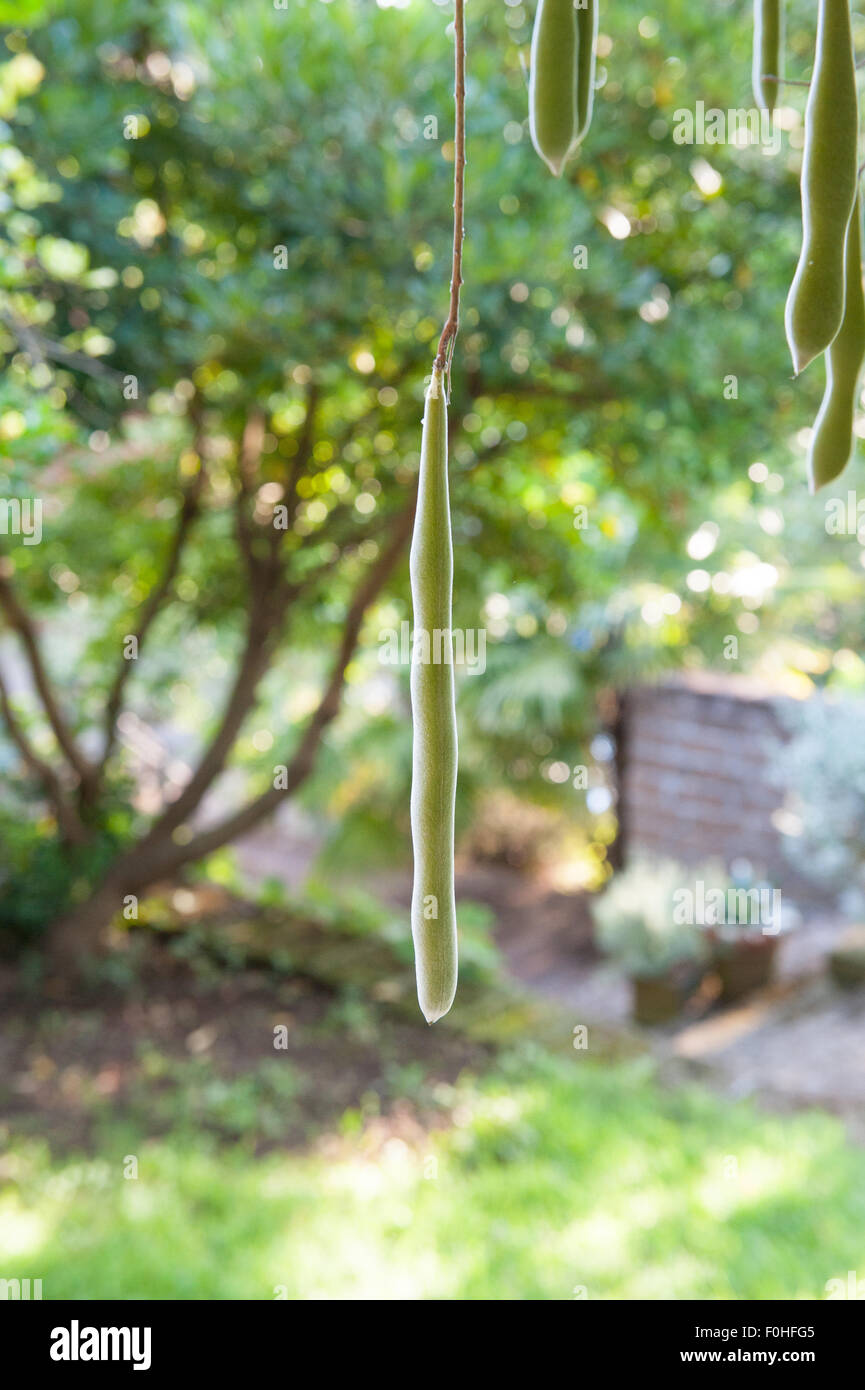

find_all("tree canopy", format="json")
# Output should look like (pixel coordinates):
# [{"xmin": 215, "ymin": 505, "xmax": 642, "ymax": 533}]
[{"xmin": 1, "ymin": 0, "xmax": 864, "ymax": 939}]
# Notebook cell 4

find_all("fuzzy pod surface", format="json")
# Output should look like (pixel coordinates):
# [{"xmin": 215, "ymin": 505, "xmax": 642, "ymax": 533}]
[
  {"xmin": 409, "ymin": 368, "xmax": 458, "ymax": 1024},
  {"xmin": 574, "ymin": 0, "xmax": 598, "ymax": 145},
  {"xmin": 752, "ymin": 0, "xmax": 784, "ymax": 115},
  {"xmin": 808, "ymin": 194, "xmax": 865, "ymax": 491},
  {"xmin": 785, "ymin": 0, "xmax": 859, "ymax": 376},
  {"xmin": 529, "ymin": 0, "xmax": 578, "ymax": 176}
]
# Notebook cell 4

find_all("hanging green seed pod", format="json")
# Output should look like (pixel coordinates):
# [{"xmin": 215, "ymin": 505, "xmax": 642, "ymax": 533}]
[
  {"xmin": 808, "ymin": 194, "xmax": 865, "ymax": 492},
  {"xmin": 409, "ymin": 367, "xmax": 458, "ymax": 1024},
  {"xmin": 529, "ymin": 0, "xmax": 578, "ymax": 176},
  {"xmin": 785, "ymin": 0, "xmax": 859, "ymax": 377},
  {"xmin": 752, "ymin": 0, "xmax": 784, "ymax": 115},
  {"xmin": 574, "ymin": 0, "xmax": 598, "ymax": 145}
]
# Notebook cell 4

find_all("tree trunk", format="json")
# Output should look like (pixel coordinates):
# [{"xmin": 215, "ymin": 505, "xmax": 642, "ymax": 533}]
[
  {"xmin": 39, "ymin": 496, "xmax": 416, "ymax": 981},
  {"xmin": 44, "ymin": 878, "xmax": 127, "ymax": 981}
]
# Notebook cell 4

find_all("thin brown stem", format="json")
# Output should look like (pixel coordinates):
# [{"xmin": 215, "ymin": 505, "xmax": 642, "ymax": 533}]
[
  {"xmin": 0, "ymin": 666, "xmax": 87, "ymax": 844},
  {"xmin": 760, "ymin": 74, "xmax": 808, "ymax": 87},
  {"xmin": 0, "ymin": 568, "xmax": 94, "ymax": 794},
  {"xmin": 97, "ymin": 459, "xmax": 205, "ymax": 779},
  {"xmin": 131, "ymin": 578, "xmax": 294, "ymax": 853},
  {"xmin": 433, "ymin": 0, "xmax": 466, "ymax": 389},
  {"xmin": 0, "ymin": 308, "xmax": 125, "ymax": 384},
  {"xmin": 234, "ymin": 409, "xmax": 267, "ymax": 579},
  {"xmin": 282, "ymin": 380, "xmax": 320, "ymax": 520}
]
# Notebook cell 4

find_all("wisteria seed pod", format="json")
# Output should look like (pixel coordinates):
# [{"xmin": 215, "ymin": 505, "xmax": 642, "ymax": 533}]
[
  {"xmin": 808, "ymin": 194, "xmax": 865, "ymax": 491},
  {"xmin": 785, "ymin": 0, "xmax": 859, "ymax": 376},
  {"xmin": 752, "ymin": 0, "xmax": 784, "ymax": 115},
  {"xmin": 409, "ymin": 368, "xmax": 458, "ymax": 1023},
  {"xmin": 529, "ymin": 0, "xmax": 578, "ymax": 176},
  {"xmin": 574, "ymin": 0, "xmax": 598, "ymax": 145}
]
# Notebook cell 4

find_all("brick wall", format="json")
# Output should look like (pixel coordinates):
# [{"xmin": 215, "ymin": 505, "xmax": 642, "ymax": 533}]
[{"xmin": 619, "ymin": 672, "xmax": 807, "ymax": 892}]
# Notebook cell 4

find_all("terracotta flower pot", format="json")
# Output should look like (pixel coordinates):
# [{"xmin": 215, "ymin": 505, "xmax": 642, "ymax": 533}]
[
  {"xmin": 712, "ymin": 933, "xmax": 779, "ymax": 1002},
  {"xmin": 829, "ymin": 926, "xmax": 865, "ymax": 989}
]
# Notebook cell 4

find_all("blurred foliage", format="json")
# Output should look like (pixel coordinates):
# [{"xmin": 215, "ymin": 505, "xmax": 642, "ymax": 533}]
[
  {"xmin": 165, "ymin": 882, "xmax": 503, "ymax": 1010},
  {"xmin": 1, "ymin": 0, "xmax": 865, "ymax": 906},
  {"xmin": 131, "ymin": 1051, "xmax": 303, "ymax": 1141},
  {"xmin": 0, "ymin": 806, "xmax": 130, "ymax": 944},
  {"xmin": 774, "ymin": 695, "xmax": 865, "ymax": 916}
]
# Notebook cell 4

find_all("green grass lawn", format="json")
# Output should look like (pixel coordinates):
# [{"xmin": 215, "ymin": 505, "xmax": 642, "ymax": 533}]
[{"xmin": 3, "ymin": 1045, "xmax": 863, "ymax": 1300}]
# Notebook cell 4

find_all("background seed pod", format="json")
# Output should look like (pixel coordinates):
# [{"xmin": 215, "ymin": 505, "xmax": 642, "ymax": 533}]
[
  {"xmin": 808, "ymin": 194, "xmax": 865, "ymax": 492},
  {"xmin": 529, "ymin": 0, "xmax": 579, "ymax": 176},
  {"xmin": 574, "ymin": 0, "xmax": 599, "ymax": 145},
  {"xmin": 784, "ymin": 0, "xmax": 859, "ymax": 376},
  {"xmin": 752, "ymin": 0, "xmax": 784, "ymax": 115}
]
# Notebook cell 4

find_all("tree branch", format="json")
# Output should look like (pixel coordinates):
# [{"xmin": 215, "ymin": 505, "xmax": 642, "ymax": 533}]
[
  {"xmin": 97, "ymin": 457, "xmax": 206, "ymax": 779},
  {"xmin": 234, "ymin": 408, "xmax": 267, "ymax": 580},
  {"xmin": 0, "ymin": 307, "xmax": 125, "ymax": 384},
  {"xmin": 131, "ymin": 575, "xmax": 294, "ymax": 854},
  {"xmin": 118, "ymin": 491, "xmax": 417, "ymax": 888},
  {"xmin": 125, "ymin": 388, "xmax": 396, "ymax": 865},
  {"xmin": 235, "ymin": 387, "xmax": 317, "ymax": 581},
  {"xmin": 281, "ymin": 379, "xmax": 320, "ymax": 534},
  {"xmin": 0, "ymin": 566, "xmax": 94, "ymax": 794},
  {"xmin": 0, "ymin": 665, "xmax": 87, "ymax": 844}
]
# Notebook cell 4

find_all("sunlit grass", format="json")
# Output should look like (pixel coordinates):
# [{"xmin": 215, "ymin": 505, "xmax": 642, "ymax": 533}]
[{"xmin": 2, "ymin": 1048, "xmax": 864, "ymax": 1300}]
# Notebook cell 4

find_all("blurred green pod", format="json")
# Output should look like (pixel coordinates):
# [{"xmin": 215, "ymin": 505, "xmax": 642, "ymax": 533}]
[
  {"xmin": 529, "ymin": 0, "xmax": 578, "ymax": 176},
  {"xmin": 752, "ymin": 0, "xmax": 784, "ymax": 115},
  {"xmin": 808, "ymin": 194, "xmax": 865, "ymax": 492},
  {"xmin": 409, "ymin": 368, "xmax": 458, "ymax": 1024},
  {"xmin": 785, "ymin": 0, "xmax": 859, "ymax": 376},
  {"xmin": 574, "ymin": 0, "xmax": 598, "ymax": 145}
]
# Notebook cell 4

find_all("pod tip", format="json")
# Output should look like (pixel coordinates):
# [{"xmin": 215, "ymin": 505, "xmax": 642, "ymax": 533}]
[
  {"xmin": 420, "ymin": 996, "xmax": 453, "ymax": 1025},
  {"xmin": 421, "ymin": 1005, "xmax": 450, "ymax": 1025},
  {"xmin": 787, "ymin": 336, "xmax": 819, "ymax": 378}
]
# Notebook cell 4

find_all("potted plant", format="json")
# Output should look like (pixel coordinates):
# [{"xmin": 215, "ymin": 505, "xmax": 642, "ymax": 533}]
[
  {"xmin": 704, "ymin": 860, "xmax": 797, "ymax": 1003},
  {"xmin": 711, "ymin": 927, "xmax": 780, "ymax": 1001},
  {"xmin": 592, "ymin": 858, "xmax": 709, "ymax": 1025}
]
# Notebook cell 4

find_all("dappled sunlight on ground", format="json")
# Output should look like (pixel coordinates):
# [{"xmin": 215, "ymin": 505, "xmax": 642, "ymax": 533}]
[{"xmin": 3, "ymin": 1045, "xmax": 864, "ymax": 1299}]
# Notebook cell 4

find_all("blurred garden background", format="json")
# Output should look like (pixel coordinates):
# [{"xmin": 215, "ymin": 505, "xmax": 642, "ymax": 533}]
[{"xmin": 2, "ymin": 0, "xmax": 865, "ymax": 1300}]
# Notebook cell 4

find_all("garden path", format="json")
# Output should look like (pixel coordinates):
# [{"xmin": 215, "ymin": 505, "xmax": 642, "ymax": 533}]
[{"xmin": 235, "ymin": 831, "xmax": 865, "ymax": 1140}]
